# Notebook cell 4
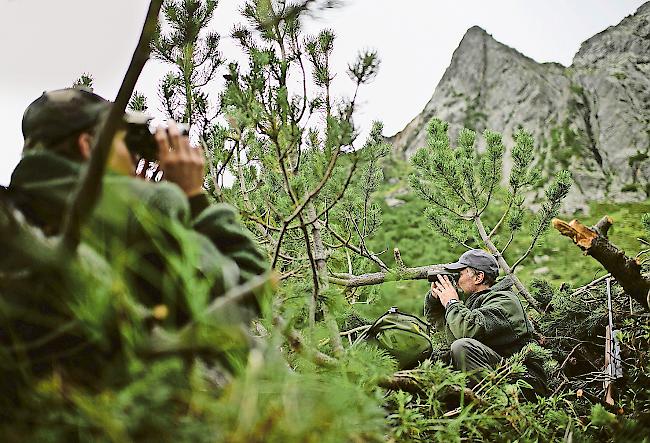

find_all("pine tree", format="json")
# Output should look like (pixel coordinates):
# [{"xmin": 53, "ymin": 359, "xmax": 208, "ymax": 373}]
[
  {"xmin": 409, "ymin": 118, "xmax": 572, "ymax": 311},
  {"xmin": 152, "ymin": 0, "xmax": 223, "ymax": 135},
  {"xmin": 216, "ymin": 0, "xmax": 382, "ymax": 325},
  {"xmin": 72, "ymin": 73, "xmax": 94, "ymax": 90}
]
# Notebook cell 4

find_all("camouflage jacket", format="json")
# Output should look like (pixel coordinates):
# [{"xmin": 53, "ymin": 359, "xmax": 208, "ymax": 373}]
[
  {"xmin": 424, "ymin": 278, "xmax": 535, "ymax": 357},
  {"xmin": 8, "ymin": 150, "xmax": 267, "ymax": 321}
]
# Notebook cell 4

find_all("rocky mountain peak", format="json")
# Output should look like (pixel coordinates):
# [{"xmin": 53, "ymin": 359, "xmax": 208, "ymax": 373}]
[{"xmin": 389, "ymin": 2, "xmax": 650, "ymax": 212}]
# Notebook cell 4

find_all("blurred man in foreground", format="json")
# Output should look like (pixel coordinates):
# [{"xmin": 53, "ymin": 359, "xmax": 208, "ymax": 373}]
[{"xmin": 7, "ymin": 88, "xmax": 267, "ymax": 321}]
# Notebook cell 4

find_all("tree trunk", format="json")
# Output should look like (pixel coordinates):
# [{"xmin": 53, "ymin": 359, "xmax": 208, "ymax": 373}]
[
  {"xmin": 304, "ymin": 202, "xmax": 328, "ymax": 327},
  {"xmin": 307, "ymin": 203, "xmax": 328, "ymax": 288},
  {"xmin": 474, "ymin": 217, "xmax": 543, "ymax": 313},
  {"xmin": 553, "ymin": 216, "xmax": 650, "ymax": 311}
]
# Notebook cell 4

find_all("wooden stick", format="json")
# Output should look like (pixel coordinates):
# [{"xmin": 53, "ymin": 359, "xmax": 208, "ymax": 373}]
[{"xmin": 59, "ymin": 0, "xmax": 163, "ymax": 253}]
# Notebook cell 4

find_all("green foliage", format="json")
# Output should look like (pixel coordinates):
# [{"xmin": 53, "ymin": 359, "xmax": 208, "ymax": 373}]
[
  {"xmin": 153, "ymin": 0, "xmax": 223, "ymax": 133},
  {"xmin": 17, "ymin": 3, "xmax": 650, "ymax": 442},
  {"xmin": 409, "ymin": 118, "xmax": 571, "ymax": 292},
  {"xmin": 217, "ymin": 0, "xmax": 387, "ymax": 326},
  {"xmin": 385, "ymin": 360, "xmax": 588, "ymax": 442},
  {"xmin": 128, "ymin": 91, "xmax": 149, "ymax": 112},
  {"xmin": 72, "ymin": 73, "xmax": 94, "ymax": 90}
]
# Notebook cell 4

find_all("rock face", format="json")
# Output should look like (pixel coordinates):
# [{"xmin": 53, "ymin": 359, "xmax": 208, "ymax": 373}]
[{"xmin": 390, "ymin": 2, "xmax": 650, "ymax": 211}]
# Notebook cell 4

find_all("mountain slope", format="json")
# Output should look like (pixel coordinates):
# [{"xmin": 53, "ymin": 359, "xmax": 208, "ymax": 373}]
[{"xmin": 390, "ymin": 2, "xmax": 650, "ymax": 210}]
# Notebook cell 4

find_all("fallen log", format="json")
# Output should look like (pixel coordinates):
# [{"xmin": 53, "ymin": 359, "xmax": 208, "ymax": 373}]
[{"xmin": 552, "ymin": 216, "xmax": 650, "ymax": 311}]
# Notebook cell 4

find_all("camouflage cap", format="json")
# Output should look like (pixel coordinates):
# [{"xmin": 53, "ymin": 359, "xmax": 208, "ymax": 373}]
[{"xmin": 22, "ymin": 88, "xmax": 112, "ymax": 149}]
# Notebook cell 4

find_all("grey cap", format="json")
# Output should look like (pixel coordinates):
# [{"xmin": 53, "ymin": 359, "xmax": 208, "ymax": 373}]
[{"xmin": 445, "ymin": 249, "xmax": 499, "ymax": 277}]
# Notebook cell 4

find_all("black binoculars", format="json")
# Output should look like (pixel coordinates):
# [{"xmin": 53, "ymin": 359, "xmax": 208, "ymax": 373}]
[
  {"xmin": 124, "ymin": 120, "xmax": 190, "ymax": 161},
  {"xmin": 427, "ymin": 269, "xmax": 459, "ymax": 284}
]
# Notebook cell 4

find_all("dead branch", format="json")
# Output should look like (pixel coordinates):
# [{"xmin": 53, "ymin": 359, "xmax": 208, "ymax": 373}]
[
  {"xmin": 329, "ymin": 264, "xmax": 447, "ymax": 288},
  {"xmin": 59, "ymin": 0, "xmax": 163, "ymax": 253},
  {"xmin": 553, "ymin": 216, "xmax": 650, "ymax": 311},
  {"xmin": 340, "ymin": 325, "xmax": 371, "ymax": 337},
  {"xmin": 570, "ymin": 273, "xmax": 612, "ymax": 297}
]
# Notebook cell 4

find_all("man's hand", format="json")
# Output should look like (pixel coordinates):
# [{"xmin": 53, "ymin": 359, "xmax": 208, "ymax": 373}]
[
  {"xmin": 430, "ymin": 274, "xmax": 459, "ymax": 308},
  {"xmin": 156, "ymin": 121, "xmax": 205, "ymax": 197}
]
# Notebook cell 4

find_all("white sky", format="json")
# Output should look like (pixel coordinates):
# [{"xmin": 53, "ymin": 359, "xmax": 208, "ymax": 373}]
[{"xmin": 1, "ymin": 0, "xmax": 646, "ymax": 185}]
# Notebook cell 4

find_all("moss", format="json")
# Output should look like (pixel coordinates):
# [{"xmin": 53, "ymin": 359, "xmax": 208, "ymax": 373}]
[
  {"xmin": 569, "ymin": 83, "xmax": 584, "ymax": 95},
  {"xmin": 622, "ymin": 183, "xmax": 639, "ymax": 192},
  {"xmin": 628, "ymin": 151, "xmax": 649, "ymax": 166},
  {"xmin": 463, "ymin": 96, "xmax": 488, "ymax": 132}
]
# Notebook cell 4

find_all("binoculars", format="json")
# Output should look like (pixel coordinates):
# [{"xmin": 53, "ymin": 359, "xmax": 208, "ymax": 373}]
[
  {"xmin": 124, "ymin": 120, "xmax": 190, "ymax": 161},
  {"xmin": 427, "ymin": 269, "xmax": 459, "ymax": 284}
]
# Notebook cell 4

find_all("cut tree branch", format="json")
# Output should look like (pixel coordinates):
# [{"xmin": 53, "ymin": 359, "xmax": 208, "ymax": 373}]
[{"xmin": 553, "ymin": 216, "xmax": 650, "ymax": 311}]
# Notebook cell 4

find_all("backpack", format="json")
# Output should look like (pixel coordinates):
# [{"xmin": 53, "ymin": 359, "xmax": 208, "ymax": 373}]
[{"xmin": 355, "ymin": 307, "xmax": 433, "ymax": 370}]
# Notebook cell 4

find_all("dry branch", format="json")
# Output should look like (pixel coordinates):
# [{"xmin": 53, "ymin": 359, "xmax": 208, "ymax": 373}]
[
  {"xmin": 328, "ymin": 264, "xmax": 447, "ymax": 288},
  {"xmin": 59, "ymin": 0, "xmax": 163, "ymax": 253},
  {"xmin": 553, "ymin": 216, "xmax": 650, "ymax": 311}
]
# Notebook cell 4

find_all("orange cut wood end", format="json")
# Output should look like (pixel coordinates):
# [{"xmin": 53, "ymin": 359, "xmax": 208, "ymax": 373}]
[{"xmin": 552, "ymin": 218, "xmax": 597, "ymax": 249}]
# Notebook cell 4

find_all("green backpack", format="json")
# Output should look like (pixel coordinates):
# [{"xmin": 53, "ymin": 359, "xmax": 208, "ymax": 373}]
[{"xmin": 355, "ymin": 307, "xmax": 433, "ymax": 370}]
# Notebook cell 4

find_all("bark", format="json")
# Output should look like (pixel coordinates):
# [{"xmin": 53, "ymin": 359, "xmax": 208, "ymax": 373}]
[
  {"xmin": 307, "ymin": 203, "xmax": 328, "ymax": 285},
  {"xmin": 328, "ymin": 264, "xmax": 447, "ymax": 288},
  {"xmin": 59, "ymin": 0, "xmax": 163, "ymax": 254},
  {"xmin": 552, "ymin": 216, "xmax": 650, "ymax": 311}
]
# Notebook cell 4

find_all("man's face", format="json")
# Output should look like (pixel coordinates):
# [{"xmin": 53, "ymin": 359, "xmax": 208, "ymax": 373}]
[
  {"xmin": 107, "ymin": 129, "xmax": 136, "ymax": 175},
  {"xmin": 456, "ymin": 267, "xmax": 483, "ymax": 295}
]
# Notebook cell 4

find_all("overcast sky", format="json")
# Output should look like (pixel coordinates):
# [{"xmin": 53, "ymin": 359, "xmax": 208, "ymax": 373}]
[{"xmin": 1, "ymin": 0, "xmax": 647, "ymax": 185}]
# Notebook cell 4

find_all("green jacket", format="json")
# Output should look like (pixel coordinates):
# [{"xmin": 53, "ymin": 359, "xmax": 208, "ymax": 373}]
[
  {"xmin": 8, "ymin": 150, "xmax": 267, "ymax": 321},
  {"xmin": 424, "ymin": 278, "xmax": 535, "ymax": 357}
]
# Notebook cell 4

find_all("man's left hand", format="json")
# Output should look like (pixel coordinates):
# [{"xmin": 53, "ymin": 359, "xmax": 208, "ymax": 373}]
[{"xmin": 430, "ymin": 275, "xmax": 459, "ymax": 308}]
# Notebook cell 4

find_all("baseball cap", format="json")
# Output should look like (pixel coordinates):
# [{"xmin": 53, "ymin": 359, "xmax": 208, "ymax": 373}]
[
  {"xmin": 22, "ymin": 88, "xmax": 150, "ymax": 150},
  {"xmin": 445, "ymin": 249, "xmax": 499, "ymax": 277}
]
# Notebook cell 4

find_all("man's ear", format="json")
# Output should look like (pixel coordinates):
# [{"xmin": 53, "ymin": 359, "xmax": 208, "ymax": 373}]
[
  {"xmin": 77, "ymin": 132, "xmax": 93, "ymax": 160},
  {"xmin": 476, "ymin": 271, "xmax": 485, "ymax": 285}
]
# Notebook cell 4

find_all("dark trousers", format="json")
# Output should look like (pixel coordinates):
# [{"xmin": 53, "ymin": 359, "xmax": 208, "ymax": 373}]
[
  {"xmin": 450, "ymin": 338, "xmax": 502, "ymax": 371},
  {"xmin": 450, "ymin": 337, "xmax": 548, "ymax": 398}
]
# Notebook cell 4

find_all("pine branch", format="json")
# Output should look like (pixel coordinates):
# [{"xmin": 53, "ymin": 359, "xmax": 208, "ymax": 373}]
[
  {"xmin": 325, "ymin": 224, "xmax": 388, "ymax": 271},
  {"xmin": 488, "ymin": 198, "xmax": 514, "ymax": 239},
  {"xmin": 500, "ymin": 233, "xmax": 514, "ymax": 255}
]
